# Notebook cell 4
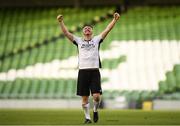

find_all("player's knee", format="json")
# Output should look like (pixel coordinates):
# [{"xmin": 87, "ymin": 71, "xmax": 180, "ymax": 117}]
[
  {"xmin": 82, "ymin": 96, "xmax": 89, "ymax": 106},
  {"xmin": 82, "ymin": 102, "xmax": 89, "ymax": 108},
  {"xmin": 93, "ymin": 94, "xmax": 100, "ymax": 102}
]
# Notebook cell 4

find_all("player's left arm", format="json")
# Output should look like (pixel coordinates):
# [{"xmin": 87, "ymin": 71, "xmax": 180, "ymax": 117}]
[{"xmin": 100, "ymin": 12, "xmax": 120, "ymax": 40}]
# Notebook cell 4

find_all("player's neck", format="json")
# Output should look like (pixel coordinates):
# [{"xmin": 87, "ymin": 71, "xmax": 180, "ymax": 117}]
[{"xmin": 84, "ymin": 35, "xmax": 92, "ymax": 41}]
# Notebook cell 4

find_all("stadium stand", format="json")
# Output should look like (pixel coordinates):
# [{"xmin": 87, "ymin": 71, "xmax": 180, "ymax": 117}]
[
  {"xmin": 158, "ymin": 64, "xmax": 180, "ymax": 99},
  {"xmin": 0, "ymin": 6, "xmax": 180, "ymax": 107}
]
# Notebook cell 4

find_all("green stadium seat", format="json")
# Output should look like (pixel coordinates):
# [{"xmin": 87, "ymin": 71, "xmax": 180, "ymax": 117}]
[
  {"xmin": 129, "ymin": 91, "xmax": 141, "ymax": 101},
  {"xmin": 165, "ymin": 71, "xmax": 176, "ymax": 93},
  {"xmin": 54, "ymin": 81, "xmax": 65, "ymax": 98},
  {"xmin": 0, "ymin": 82, "xmax": 5, "ymax": 96},
  {"xmin": 64, "ymin": 82, "xmax": 73, "ymax": 99},
  {"xmin": 19, "ymin": 79, "xmax": 31, "ymax": 99},
  {"xmin": 46, "ymin": 79, "xmax": 56, "ymax": 98},
  {"xmin": 9, "ymin": 79, "xmax": 22, "ymax": 98},
  {"xmin": 28, "ymin": 79, "xmax": 39, "ymax": 98},
  {"xmin": 37, "ymin": 79, "xmax": 48, "ymax": 98},
  {"xmin": 1, "ymin": 81, "xmax": 13, "ymax": 99},
  {"xmin": 159, "ymin": 81, "xmax": 168, "ymax": 94},
  {"xmin": 173, "ymin": 64, "xmax": 180, "ymax": 90},
  {"xmin": 139, "ymin": 91, "xmax": 152, "ymax": 101}
]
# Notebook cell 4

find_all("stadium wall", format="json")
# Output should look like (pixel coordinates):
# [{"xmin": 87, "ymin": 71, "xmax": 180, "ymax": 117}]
[
  {"xmin": 153, "ymin": 100, "xmax": 180, "ymax": 110},
  {"xmin": 0, "ymin": 99, "xmax": 81, "ymax": 108},
  {"xmin": 0, "ymin": 98, "xmax": 128, "ymax": 109}
]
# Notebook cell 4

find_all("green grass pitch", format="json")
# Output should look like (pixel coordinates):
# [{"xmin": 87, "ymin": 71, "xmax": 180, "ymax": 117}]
[{"xmin": 0, "ymin": 109, "xmax": 180, "ymax": 125}]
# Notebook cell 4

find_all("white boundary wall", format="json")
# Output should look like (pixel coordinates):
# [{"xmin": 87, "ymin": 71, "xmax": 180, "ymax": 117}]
[
  {"xmin": 0, "ymin": 99, "xmax": 81, "ymax": 109},
  {"xmin": 1, "ymin": 99, "xmax": 180, "ymax": 109},
  {"xmin": 153, "ymin": 100, "xmax": 180, "ymax": 110},
  {"xmin": 0, "ymin": 98, "xmax": 128, "ymax": 109}
]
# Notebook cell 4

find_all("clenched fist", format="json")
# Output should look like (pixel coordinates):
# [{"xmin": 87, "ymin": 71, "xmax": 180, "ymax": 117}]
[
  {"xmin": 114, "ymin": 13, "xmax": 120, "ymax": 21},
  {"xmin": 57, "ymin": 15, "xmax": 63, "ymax": 22}
]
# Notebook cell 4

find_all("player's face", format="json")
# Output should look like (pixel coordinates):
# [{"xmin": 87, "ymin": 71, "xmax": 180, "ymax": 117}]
[{"xmin": 83, "ymin": 26, "xmax": 93, "ymax": 36}]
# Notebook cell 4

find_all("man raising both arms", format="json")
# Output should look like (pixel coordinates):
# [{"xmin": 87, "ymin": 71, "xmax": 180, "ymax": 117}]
[{"xmin": 57, "ymin": 12, "xmax": 120, "ymax": 124}]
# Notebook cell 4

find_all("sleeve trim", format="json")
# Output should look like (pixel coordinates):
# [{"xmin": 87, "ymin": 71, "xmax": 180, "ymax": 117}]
[{"xmin": 73, "ymin": 41, "xmax": 78, "ymax": 46}]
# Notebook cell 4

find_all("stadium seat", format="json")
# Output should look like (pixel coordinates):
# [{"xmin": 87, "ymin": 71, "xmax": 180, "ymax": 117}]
[
  {"xmin": 19, "ymin": 79, "xmax": 31, "ymax": 99},
  {"xmin": 158, "ymin": 81, "xmax": 168, "ymax": 95},
  {"xmin": 9, "ymin": 79, "xmax": 22, "ymax": 98},
  {"xmin": 46, "ymin": 79, "xmax": 56, "ymax": 98},
  {"xmin": 173, "ymin": 65, "xmax": 180, "ymax": 90},
  {"xmin": 0, "ymin": 81, "xmax": 13, "ymax": 99},
  {"xmin": 165, "ymin": 71, "xmax": 176, "ymax": 93}
]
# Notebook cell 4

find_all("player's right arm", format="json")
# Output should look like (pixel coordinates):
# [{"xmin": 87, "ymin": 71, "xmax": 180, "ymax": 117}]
[{"xmin": 57, "ymin": 15, "xmax": 74, "ymax": 42}]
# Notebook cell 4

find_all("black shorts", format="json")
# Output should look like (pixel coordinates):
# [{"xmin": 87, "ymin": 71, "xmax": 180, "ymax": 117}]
[{"xmin": 77, "ymin": 69, "xmax": 102, "ymax": 96}]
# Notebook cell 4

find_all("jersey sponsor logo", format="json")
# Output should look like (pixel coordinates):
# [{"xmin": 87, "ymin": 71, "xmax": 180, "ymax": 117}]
[{"xmin": 81, "ymin": 43, "xmax": 95, "ymax": 50}]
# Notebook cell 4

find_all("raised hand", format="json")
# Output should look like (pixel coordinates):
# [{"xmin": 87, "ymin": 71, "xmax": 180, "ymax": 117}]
[
  {"xmin": 57, "ymin": 15, "xmax": 63, "ymax": 22},
  {"xmin": 114, "ymin": 13, "xmax": 120, "ymax": 21}
]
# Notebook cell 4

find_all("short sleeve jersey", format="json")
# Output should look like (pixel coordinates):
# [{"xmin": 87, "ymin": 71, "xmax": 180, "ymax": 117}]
[{"xmin": 73, "ymin": 35, "xmax": 103, "ymax": 69}]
